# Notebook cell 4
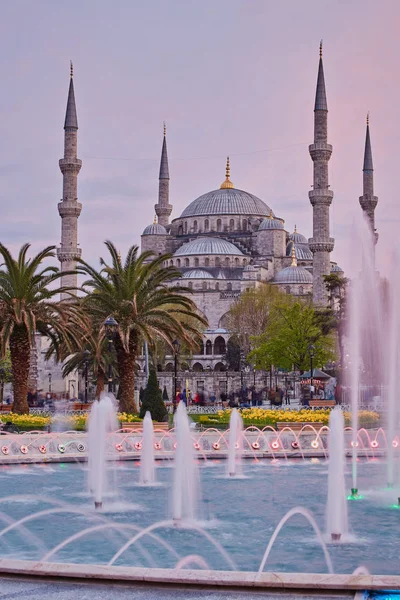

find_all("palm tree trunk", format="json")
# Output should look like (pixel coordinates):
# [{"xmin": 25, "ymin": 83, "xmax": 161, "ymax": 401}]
[
  {"xmin": 115, "ymin": 337, "xmax": 137, "ymax": 414},
  {"xmin": 10, "ymin": 326, "xmax": 30, "ymax": 414},
  {"xmin": 96, "ymin": 368, "xmax": 105, "ymax": 398}
]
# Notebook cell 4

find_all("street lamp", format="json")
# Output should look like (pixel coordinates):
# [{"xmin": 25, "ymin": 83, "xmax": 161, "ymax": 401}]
[
  {"xmin": 172, "ymin": 338, "xmax": 180, "ymax": 413},
  {"xmin": 104, "ymin": 316, "xmax": 118, "ymax": 393},
  {"xmin": 48, "ymin": 373, "xmax": 52, "ymax": 394},
  {"xmin": 308, "ymin": 344, "xmax": 316, "ymax": 399},
  {"xmin": 83, "ymin": 349, "xmax": 90, "ymax": 403}
]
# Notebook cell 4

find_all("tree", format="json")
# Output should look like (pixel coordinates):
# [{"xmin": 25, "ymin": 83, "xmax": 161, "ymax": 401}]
[
  {"xmin": 0, "ymin": 244, "xmax": 81, "ymax": 413},
  {"xmin": 78, "ymin": 242, "xmax": 207, "ymax": 413},
  {"xmin": 139, "ymin": 368, "xmax": 167, "ymax": 422},
  {"xmin": 226, "ymin": 335, "xmax": 241, "ymax": 371},
  {"xmin": 226, "ymin": 284, "xmax": 285, "ymax": 355},
  {"xmin": 162, "ymin": 385, "xmax": 169, "ymax": 402},
  {"xmin": 0, "ymin": 350, "xmax": 12, "ymax": 403},
  {"xmin": 249, "ymin": 298, "xmax": 336, "ymax": 372},
  {"xmin": 318, "ymin": 273, "xmax": 348, "ymax": 376}
]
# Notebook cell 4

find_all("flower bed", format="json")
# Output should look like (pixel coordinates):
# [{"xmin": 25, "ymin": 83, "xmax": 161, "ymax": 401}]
[
  {"xmin": 0, "ymin": 412, "xmax": 142, "ymax": 432},
  {"xmin": 196, "ymin": 408, "xmax": 380, "ymax": 430}
]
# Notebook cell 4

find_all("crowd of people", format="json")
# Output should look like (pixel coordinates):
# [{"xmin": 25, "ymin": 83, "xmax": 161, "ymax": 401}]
[{"xmin": 174, "ymin": 386, "xmax": 294, "ymax": 408}]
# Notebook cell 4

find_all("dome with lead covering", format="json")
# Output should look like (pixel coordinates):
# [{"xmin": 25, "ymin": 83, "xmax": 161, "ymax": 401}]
[
  {"xmin": 174, "ymin": 237, "xmax": 243, "ymax": 257},
  {"xmin": 258, "ymin": 215, "xmax": 284, "ymax": 231},
  {"xmin": 289, "ymin": 227, "xmax": 308, "ymax": 244},
  {"xmin": 331, "ymin": 264, "xmax": 344, "ymax": 273},
  {"xmin": 286, "ymin": 240, "xmax": 313, "ymax": 261},
  {"xmin": 273, "ymin": 265, "xmax": 313, "ymax": 284},
  {"xmin": 142, "ymin": 222, "xmax": 167, "ymax": 236},
  {"xmin": 182, "ymin": 269, "xmax": 214, "ymax": 279},
  {"xmin": 180, "ymin": 188, "xmax": 273, "ymax": 218}
]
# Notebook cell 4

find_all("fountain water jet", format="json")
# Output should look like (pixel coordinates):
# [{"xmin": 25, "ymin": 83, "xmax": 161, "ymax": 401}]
[
  {"xmin": 227, "ymin": 408, "xmax": 243, "ymax": 477},
  {"xmin": 172, "ymin": 402, "xmax": 200, "ymax": 521},
  {"xmin": 326, "ymin": 408, "xmax": 348, "ymax": 542},
  {"xmin": 139, "ymin": 412, "xmax": 155, "ymax": 485},
  {"xmin": 87, "ymin": 393, "xmax": 118, "ymax": 509}
]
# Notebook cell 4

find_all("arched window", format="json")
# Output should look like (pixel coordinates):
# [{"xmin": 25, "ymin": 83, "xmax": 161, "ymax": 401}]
[
  {"xmin": 205, "ymin": 258, "xmax": 210, "ymax": 267},
  {"xmin": 205, "ymin": 219, "xmax": 209, "ymax": 232},
  {"xmin": 202, "ymin": 281, "xmax": 207, "ymax": 290},
  {"xmin": 235, "ymin": 257, "xmax": 239, "ymax": 266},
  {"xmin": 194, "ymin": 257, "xmax": 199, "ymax": 267},
  {"xmin": 178, "ymin": 225, "xmax": 183, "ymax": 235},
  {"xmin": 214, "ymin": 362, "xmax": 226, "ymax": 372},
  {"xmin": 227, "ymin": 282, "xmax": 232, "ymax": 291},
  {"xmin": 193, "ymin": 362, "xmax": 204, "ymax": 372},
  {"xmin": 215, "ymin": 257, "xmax": 220, "ymax": 267},
  {"xmin": 225, "ymin": 257, "xmax": 230, "ymax": 267},
  {"xmin": 243, "ymin": 259, "xmax": 247, "ymax": 266},
  {"xmin": 242, "ymin": 219, "xmax": 247, "ymax": 231},
  {"xmin": 184, "ymin": 221, "xmax": 188, "ymax": 234},
  {"xmin": 285, "ymin": 286, "xmax": 291, "ymax": 294},
  {"xmin": 169, "ymin": 260, "xmax": 173, "ymax": 266},
  {"xmin": 185, "ymin": 258, "xmax": 189, "ymax": 267},
  {"xmin": 206, "ymin": 340, "xmax": 213, "ymax": 355},
  {"xmin": 215, "ymin": 282, "xmax": 219, "ymax": 291},
  {"xmin": 188, "ymin": 281, "xmax": 193, "ymax": 289},
  {"xmin": 217, "ymin": 218, "xmax": 222, "ymax": 232},
  {"xmin": 176, "ymin": 259, "xmax": 181, "ymax": 267},
  {"xmin": 299, "ymin": 286, "xmax": 304, "ymax": 295},
  {"xmin": 229, "ymin": 219, "xmax": 235, "ymax": 232},
  {"xmin": 214, "ymin": 336, "xmax": 226, "ymax": 354},
  {"xmin": 193, "ymin": 220, "xmax": 198, "ymax": 233}
]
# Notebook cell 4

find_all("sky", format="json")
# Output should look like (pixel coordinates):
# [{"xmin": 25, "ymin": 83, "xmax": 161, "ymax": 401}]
[{"xmin": 0, "ymin": 0, "xmax": 398, "ymax": 276}]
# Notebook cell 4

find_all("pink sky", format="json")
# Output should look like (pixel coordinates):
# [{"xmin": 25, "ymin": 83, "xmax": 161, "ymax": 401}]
[{"xmin": 0, "ymin": 0, "xmax": 398, "ymax": 276}]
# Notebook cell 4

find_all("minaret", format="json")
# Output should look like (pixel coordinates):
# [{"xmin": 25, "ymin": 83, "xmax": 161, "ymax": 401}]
[
  {"xmin": 57, "ymin": 62, "xmax": 82, "ymax": 299},
  {"xmin": 359, "ymin": 114, "xmax": 378, "ymax": 245},
  {"xmin": 154, "ymin": 123, "xmax": 172, "ymax": 227},
  {"xmin": 308, "ymin": 42, "xmax": 334, "ymax": 305}
]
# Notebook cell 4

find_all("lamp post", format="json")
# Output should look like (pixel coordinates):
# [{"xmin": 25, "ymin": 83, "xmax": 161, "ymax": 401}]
[
  {"xmin": 104, "ymin": 316, "xmax": 118, "ymax": 394},
  {"xmin": 308, "ymin": 344, "xmax": 315, "ymax": 399},
  {"xmin": 83, "ymin": 349, "xmax": 90, "ymax": 403},
  {"xmin": 0, "ymin": 368, "xmax": 5, "ymax": 404},
  {"xmin": 172, "ymin": 339, "xmax": 180, "ymax": 413},
  {"xmin": 274, "ymin": 369, "xmax": 279, "ymax": 389},
  {"xmin": 48, "ymin": 373, "xmax": 52, "ymax": 394}
]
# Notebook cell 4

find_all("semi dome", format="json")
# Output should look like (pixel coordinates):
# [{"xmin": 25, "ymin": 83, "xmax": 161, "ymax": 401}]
[
  {"xmin": 273, "ymin": 265, "xmax": 313, "ymax": 285},
  {"xmin": 286, "ymin": 240, "xmax": 313, "ymax": 261},
  {"xmin": 174, "ymin": 237, "xmax": 243, "ymax": 257},
  {"xmin": 258, "ymin": 214, "xmax": 284, "ymax": 231},
  {"xmin": 180, "ymin": 188, "xmax": 273, "ymax": 218},
  {"xmin": 331, "ymin": 264, "xmax": 344, "ymax": 273},
  {"xmin": 142, "ymin": 222, "xmax": 167, "ymax": 236},
  {"xmin": 289, "ymin": 227, "xmax": 307, "ymax": 244},
  {"xmin": 182, "ymin": 269, "xmax": 214, "ymax": 279}
]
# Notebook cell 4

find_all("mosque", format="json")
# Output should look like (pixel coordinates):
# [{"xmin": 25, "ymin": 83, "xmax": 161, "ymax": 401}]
[{"xmin": 32, "ymin": 45, "xmax": 378, "ymax": 398}]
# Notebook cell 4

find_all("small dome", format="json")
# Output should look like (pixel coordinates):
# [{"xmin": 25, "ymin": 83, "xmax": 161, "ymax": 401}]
[
  {"xmin": 258, "ymin": 215, "xmax": 284, "ymax": 231},
  {"xmin": 286, "ymin": 240, "xmax": 313, "ymax": 261},
  {"xmin": 289, "ymin": 227, "xmax": 307, "ymax": 244},
  {"xmin": 174, "ymin": 237, "xmax": 243, "ymax": 257},
  {"xmin": 142, "ymin": 222, "xmax": 167, "ymax": 236},
  {"xmin": 273, "ymin": 265, "xmax": 313, "ymax": 285},
  {"xmin": 182, "ymin": 269, "xmax": 214, "ymax": 279},
  {"xmin": 331, "ymin": 264, "xmax": 344, "ymax": 273}
]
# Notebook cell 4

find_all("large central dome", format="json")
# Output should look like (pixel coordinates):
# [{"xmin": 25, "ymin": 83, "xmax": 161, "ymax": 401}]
[{"xmin": 180, "ymin": 188, "xmax": 272, "ymax": 218}]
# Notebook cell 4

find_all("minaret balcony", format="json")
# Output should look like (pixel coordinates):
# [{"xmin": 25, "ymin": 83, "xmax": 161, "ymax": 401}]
[
  {"xmin": 309, "ymin": 143, "xmax": 332, "ymax": 161},
  {"xmin": 308, "ymin": 238, "xmax": 335, "ymax": 253},
  {"xmin": 359, "ymin": 195, "xmax": 378, "ymax": 210},
  {"xmin": 59, "ymin": 158, "xmax": 82, "ymax": 175},
  {"xmin": 58, "ymin": 201, "xmax": 82, "ymax": 218},
  {"xmin": 308, "ymin": 189, "xmax": 334, "ymax": 206},
  {"xmin": 57, "ymin": 247, "xmax": 82, "ymax": 262}
]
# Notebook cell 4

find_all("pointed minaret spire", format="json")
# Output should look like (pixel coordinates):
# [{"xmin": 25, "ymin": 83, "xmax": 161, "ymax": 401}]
[
  {"xmin": 314, "ymin": 40, "xmax": 328, "ymax": 112},
  {"xmin": 359, "ymin": 114, "xmax": 378, "ymax": 245},
  {"xmin": 155, "ymin": 123, "xmax": 172, "ymax": 227},
  {"xmin": 57, "ymin": 63, "xmax": 82, "ymax": 299},
  {"xmin": 308, "ymin": 42, "xmax": 334, "ymax": 305}
]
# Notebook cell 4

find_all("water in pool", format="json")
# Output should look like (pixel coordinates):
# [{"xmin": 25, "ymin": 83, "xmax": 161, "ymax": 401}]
[{"xmin": 0, "ymin": 458, "xmax": 398, "ymax": 575}]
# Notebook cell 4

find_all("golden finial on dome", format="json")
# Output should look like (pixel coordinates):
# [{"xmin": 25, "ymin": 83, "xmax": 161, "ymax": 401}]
[
  {"xmin": 291, "ymin": 245, "xmax": 297, "ymax": 267},
  {"xmin": 220, "ymin": 156, "xmax": 234, "ymax": 189},
  {"xmin": 319, "ymin": 40, "xmax": 323, "ymax": 58},
  {"xmin": 117, "ymin": 250, "xmax": 121, "ymax": 262},
  {"xmin": 153, "ymin": 215, "xmax": 157, "ymax": 224},
  {"xmin": 70, "ymin": 61, "xmax": 73, "ymax": 78},
  {"xmin": 268, "ymin": 210, "xmax": 273, "ymax": 219},
  {"xmin": 294, "ymin": 224, "xmax": 297, "ymax": 233}
]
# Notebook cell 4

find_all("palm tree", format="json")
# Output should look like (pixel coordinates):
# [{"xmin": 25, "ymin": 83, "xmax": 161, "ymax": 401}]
[
  {"xmin": 78, "ymin": 241, "xmax": 207, "ymax": 413},
  {"xmin": 0, "ymin": 244, "xmax": 81, "ymax": 413}
]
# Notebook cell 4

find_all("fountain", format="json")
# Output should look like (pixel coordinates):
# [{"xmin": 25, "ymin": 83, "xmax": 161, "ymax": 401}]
[
  {"xmin": 139, "ymin": 411, "xmax": 155, "ymax": 485},
  {"xmin": 326, "ymin": 408, "xmax": 348, "ymax": 541},
  {"xmin": 172, "ymin": 401, "xmax": 200, "ymax": 521},
  {"xmin": 87, "ymin": 393, "xmax": 118, "ymax": 509},
  {"xmin": 227, "ymin": 408, "xmax": 243, "ymax": 477}
]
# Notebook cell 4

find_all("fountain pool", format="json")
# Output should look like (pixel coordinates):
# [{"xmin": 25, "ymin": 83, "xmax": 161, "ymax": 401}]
[{"xmin": 0, "ymin": 458, "xmax": 399, "ymax": 576}]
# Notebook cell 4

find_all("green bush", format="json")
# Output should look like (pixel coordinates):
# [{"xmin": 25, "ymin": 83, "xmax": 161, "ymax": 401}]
[{"xmin": 139, "ymin": 369, "xmax": 168, "ymax": 422}]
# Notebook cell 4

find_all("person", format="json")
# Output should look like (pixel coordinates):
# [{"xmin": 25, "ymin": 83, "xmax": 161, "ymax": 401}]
[
  {"xmin": 210, "ymin": 392, "xmax": 216, "ymax": 404},
  {"xmin": 175, "ymin": 389, "xmax": 181, "ymax": 406},
  {"xmin": 182, "ymin": 389, "xmax": 187, "ymax": 406},
  {"xmin": 279, "ymin": 388, "xmax": 284, "ymax": 405},
  {"xmin": 193, "ymin": 392, "xmax": 200, "ymax": 404}
]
